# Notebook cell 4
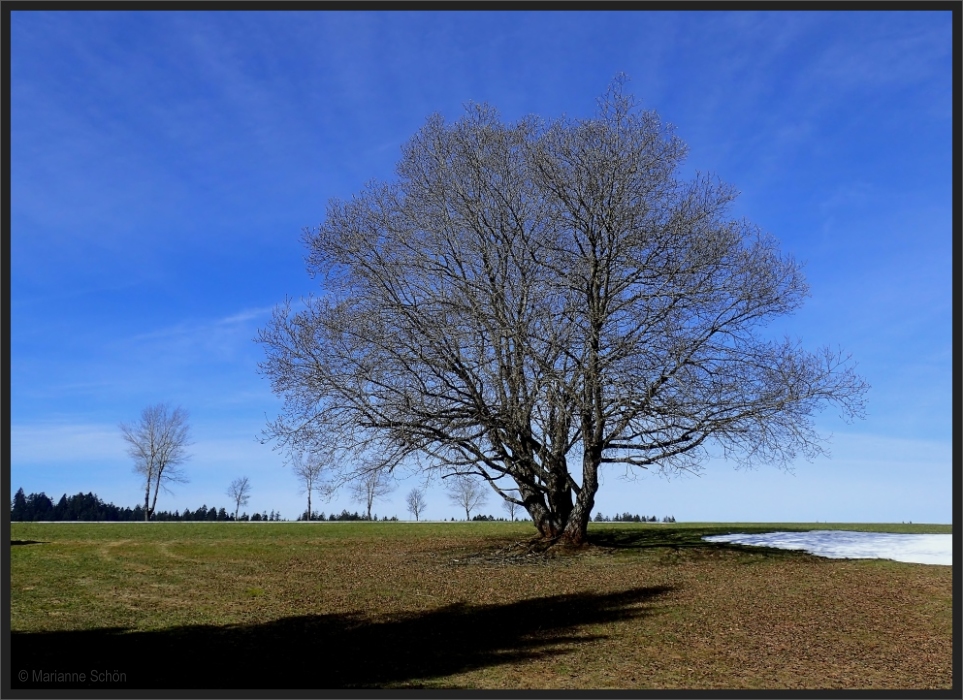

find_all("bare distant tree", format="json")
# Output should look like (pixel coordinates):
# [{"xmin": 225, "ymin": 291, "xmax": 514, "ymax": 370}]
[
  {"xmin": 350, "ymin": 469, "xmax": 395, "ymax": 520},
  {"xmin": 405, "ymin": 487, "xmax": 427, "ymax": 521},
  {"xmin": 501, "ymin": 490, "xmax": 522, "ymax": 522},
  {"xmin": 290, "ymin": 451, "xmax": 326, "ymax": 521},
  {"xmin": 447, "ymin": 475, "xmax": 488, "ymax": 521},
  {"xmin": 258, "ymin": 77, "xmax": 868, "ymax": 545},
  {"xmin": 120, "ymin": 403, "xmax": 192, "ymax": 521},
  {"xmin": 227, "ymin": 477, "xmax": 251, "ymax": 520}
]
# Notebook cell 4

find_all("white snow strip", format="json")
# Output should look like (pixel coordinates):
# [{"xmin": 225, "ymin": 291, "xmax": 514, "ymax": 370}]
[{"xmin": 702, "ymin": 530, "xmax": 952, "ymax": 566}]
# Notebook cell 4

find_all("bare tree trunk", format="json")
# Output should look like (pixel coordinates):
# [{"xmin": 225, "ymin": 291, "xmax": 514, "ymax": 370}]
[
  {"xmin": 523, "ymin": 488, "xmax": 563, "ymax": 539},
  {"xmin": 532, "ymin": 512, "xmax": 562, "ymax": 539},
  {"xmin": 149, "ymin": 474, "xmax": 162, "ymax": 521},
  {"xmin": 521, "ymin": 491, "xmax": 594, "ymax": 544},
  {"xmin": 561, "ymin": 454, "xmax": 601, "ymax": 545}
]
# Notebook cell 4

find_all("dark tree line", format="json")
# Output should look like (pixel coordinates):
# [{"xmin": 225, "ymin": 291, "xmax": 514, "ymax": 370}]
[
  {"xmin": 10, "ymin": 488, "xmax": 283, "ymax": 522},
  {"xmin": 298, "ymin": 509, "xmax": 399, "ymax": 522},
  {"xmin": 593, "ymin": 512, "xmax": 676, "ymax": 523}
]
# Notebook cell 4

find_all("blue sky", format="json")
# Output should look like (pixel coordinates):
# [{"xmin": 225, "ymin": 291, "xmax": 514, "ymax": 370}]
[{"xmin": 8, "ymin": 10, "xmax": 954, "ymax": 523}]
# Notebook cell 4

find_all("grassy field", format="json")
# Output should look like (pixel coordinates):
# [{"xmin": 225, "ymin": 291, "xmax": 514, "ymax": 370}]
[{"xmin": 9, "ymin": 521, "xmax": 954, "ymax": 690}]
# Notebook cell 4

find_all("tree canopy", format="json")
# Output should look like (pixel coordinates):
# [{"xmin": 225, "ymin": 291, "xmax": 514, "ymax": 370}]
[{"xmin": 258, "ymin": 79, "xmax": 868, "ymax": 544}]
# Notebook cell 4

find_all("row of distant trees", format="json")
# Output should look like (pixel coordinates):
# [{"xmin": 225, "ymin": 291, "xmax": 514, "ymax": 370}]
[
  {"xmin": 12, "ymin": 487, "xmax": 674, "ymax": 524},
  {"xmin": 12, "ymin": 486, "xmax": 676, "ymax": 526},
  {"xmin": 114, "ymin": 406, "xmax": 508, "ymax": 524},
  {"xmin": 406, "ymin": 478, "xmax": 533, "ymax": 522},
  {"xmin": 297, "ymin": 509, "xmax": 400, "ymax": 521},
  {"xmin": 10, "ymin": 489, "xmax": 282, "ymax": 522},
  {"xmin": 114, "ymin": 404, "xmax": 654, "ymax": 527},
  {"xmin": 594, "ymin": 513, "xmax": 676, "ymax": 523}
]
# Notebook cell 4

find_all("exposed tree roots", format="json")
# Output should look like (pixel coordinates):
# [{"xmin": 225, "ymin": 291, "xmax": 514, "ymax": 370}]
[{"xmin": 446, "ymin": 536, "xmax": 614, "ymax": 568}]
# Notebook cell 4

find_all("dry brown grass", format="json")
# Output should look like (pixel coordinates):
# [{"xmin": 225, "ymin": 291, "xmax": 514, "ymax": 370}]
[{"xmin": 9, "ymin": 522, "xmax": 953, "ymax": 690}]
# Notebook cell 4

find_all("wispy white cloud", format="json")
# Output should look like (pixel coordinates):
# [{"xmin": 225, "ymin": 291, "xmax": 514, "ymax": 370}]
[
  {"xmin": 12, "ymin": 304, "xmax": 278, "ymax": 417},
  {"xmin": 12, "ymin": 422, "xmax": 127, "ymax": 464},
  {"xmin": 216, "ymin": 306, "xmax": 277, "ymax": 326},
  {"xmin": 125, "ymin": 306, "xmax": 273, "ymax": 348},
  {"xmin": 12, "ymin": 415, "xmax": 278, "ymax": 474},
  {"xmin": 806, "ymin": 18, "xmax": 951, "ymax": 91},
  {"xmin": 810, "ymin": 431, "xmax": 950, "ymax": 470}
]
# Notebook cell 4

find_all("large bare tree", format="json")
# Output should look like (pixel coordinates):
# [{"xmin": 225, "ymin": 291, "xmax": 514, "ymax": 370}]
[
  {"xmin": 120, "ymin": 403, "xmax": 192, "ymax": 521},
  {"xmin": 258, "ymin": 78, "xmax": 868, "ymax": 545}
]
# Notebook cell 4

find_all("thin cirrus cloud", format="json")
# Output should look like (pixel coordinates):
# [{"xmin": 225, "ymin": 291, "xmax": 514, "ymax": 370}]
[
  {"xmin": 123, "ymin": 306, "xmax": 275, "ymax": 348},
  {"xmin": 13, "ymin": 306, "xmax": 276, "ymax": 416},
  {"xmin": 12, "ymin": 423, "xmax": 126, "ymax": 465},
  {"xmin": 101, "ymin": 307, "xmax": 277, "ymax": 394}
]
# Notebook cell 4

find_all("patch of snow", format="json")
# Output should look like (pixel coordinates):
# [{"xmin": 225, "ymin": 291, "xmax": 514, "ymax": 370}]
[{"xmin": 702, "ymin": 530, "xmax": 952, "ymax": 566}]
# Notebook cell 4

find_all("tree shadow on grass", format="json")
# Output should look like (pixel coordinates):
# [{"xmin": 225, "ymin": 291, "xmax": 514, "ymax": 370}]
[
  {"xmin": 12, "ymin": 585, "xmax": 673, "ymax": 690},
  {"xmin": 587, "ymin": 525, "xmax": 813, "ymax": 559}
]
